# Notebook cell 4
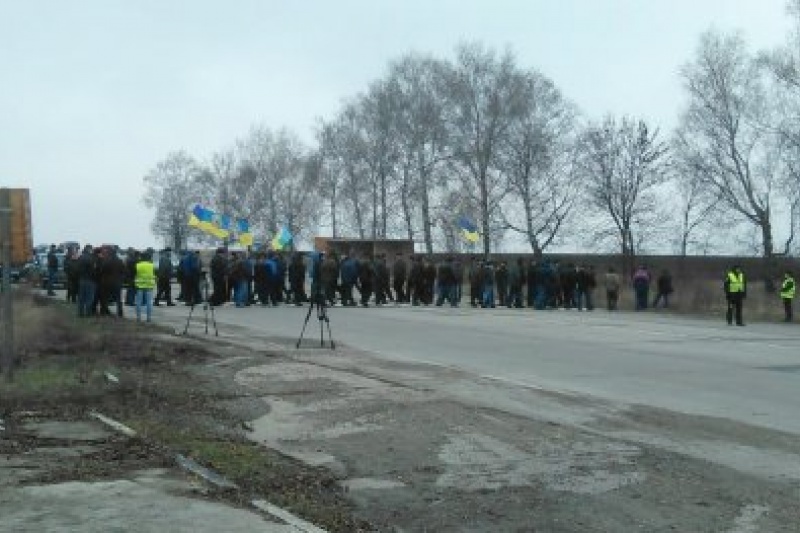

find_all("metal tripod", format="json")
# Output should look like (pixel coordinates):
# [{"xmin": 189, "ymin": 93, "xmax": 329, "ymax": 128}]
[
  {"xmin": 296, "ymin": 295, "xmax": 335, "ymax": 350},
  {"xmin": 182, "ymin": 277, "xmax": 218, "ymax": 336}
]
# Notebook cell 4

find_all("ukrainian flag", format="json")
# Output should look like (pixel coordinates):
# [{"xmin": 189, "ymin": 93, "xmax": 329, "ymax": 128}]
[
  {"xmin": 270, "ymin": 226, "xmax": 293, "ymax": 251},
  {"xmin": 457, "ymin": 216, "xmax": 480, "ymax": 244},
  {"xmin": 236, "ymin": 218, "xmax": 253, "ymax": 246},
  {"xmin": 188, "ymin": 204, "xmax": 215, "ymax": 232},
  {"xmin": 210, "ymin": 214, "xmax": 231, "ymax": 239}
]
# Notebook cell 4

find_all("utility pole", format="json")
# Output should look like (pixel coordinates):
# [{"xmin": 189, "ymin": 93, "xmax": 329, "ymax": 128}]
[{"xmin": 0, "ymin": 188, "xmax": 14, "ymax": 382}]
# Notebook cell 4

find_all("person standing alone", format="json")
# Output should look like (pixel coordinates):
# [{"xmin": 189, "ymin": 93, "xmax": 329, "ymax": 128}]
[
  {"xmin": 780, "ymin": 270, "xmax": 795, "ymax": 322},
  {"xmin": 724, "ymin": 265, "xmax": 746, "ymax": 326}
]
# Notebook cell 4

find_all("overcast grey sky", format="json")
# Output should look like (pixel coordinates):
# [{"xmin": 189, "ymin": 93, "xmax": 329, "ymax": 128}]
[{"xmin": 0, "ymin": 0, "xmax": 792, "ymax": 249}]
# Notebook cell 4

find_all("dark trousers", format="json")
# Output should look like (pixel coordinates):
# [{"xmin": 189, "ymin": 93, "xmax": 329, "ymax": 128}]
[
  {"xmin": 393, "ymin": 278, "xmax": 406, "ymax": 303},
  {"xmin": 470, "ymin": 283, "xmax": 481, "ymax": 307},
  {"xmin": 653, "ymin": 291, "xmax": 670, "ymax": 308},
  {"xmin": 290, "ymin": 280, "xmax": 306, "ymax": 304},
  {"xmin": 67, "ymin": 276, "xmax": 79, "ymax": 303},
  {"xmin": 155, "ymin": 277, "xmax": 172, "ymax": 305},
  {"xmin": 783, "ymin": 298, "xmax": 793, "ymax": 322},
  {"xmin": 211, "ymin": 276, "xmax": 227, "ymax": 306},
  {"xmin": 607, "ymin": 289, "xmax": 619, "ymax": 311},
  {"xmin": 78, "ymin": 279, "xmax": 97, "ymax": 317},
  {"xmin": 726, "ymin": 293, "xmax": 744, "ymax": 325},
  {"xmin": 360, "ymin": 283, "xmax": 373, "ymax": 306},
  {"xmin": 109, "ymin": 282, "xmax": 123, "ymax": 317},
  {"xmin": 340, "ymin": 282, "xmax": 355, "ymax": 306},
  {"xmin": 125, "ymin": 282, "xmax": 136, "ymax": 306},
  {"xmin": 435, "ymin": 283, "xmax": 457, "ymax": 307},
  {"xmin": 507, "ymin": 285, "xmax": 523, "ymax": 308}
]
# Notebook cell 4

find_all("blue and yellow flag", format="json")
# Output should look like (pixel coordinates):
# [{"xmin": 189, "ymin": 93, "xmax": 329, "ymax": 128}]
[
  {"xmin": 236, "ymin": 218, "xmax": 253, "ymax": 247},
  {"xmin": 457, "ymin": 216, "xmax": 480, "ymax": 244},
  {"xmin": 271, "ymin": 225, "xmax": 293, "ymax": 251},
  {"xmin": 188, "ymin": 204, "xmax": 215, "ymax": 233}
]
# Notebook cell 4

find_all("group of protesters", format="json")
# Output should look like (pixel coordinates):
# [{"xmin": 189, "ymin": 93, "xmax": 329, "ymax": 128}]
[
  {"xmin": 178, "ymin": 248, "xmax": 678, "ymax": 313},
  {"xmin": 51, "ymin": 243, "xmax": 684, "ymax": 317}
]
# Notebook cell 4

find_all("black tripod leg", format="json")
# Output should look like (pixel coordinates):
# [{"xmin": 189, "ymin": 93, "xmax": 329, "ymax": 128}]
[
  {"xmin": 324, "ymin": 316, "xmax": 335, "ymax": 350},
  {"xmin": 182, "ymin": 304, "xmax": 197, "ymax": 335},
  {"xmin": 296, "ymin": 301, "xmax": 315, "ymax": 348},
  {"xmin": 209, "ymin": 303, "xmax": 218, "ymax": 337}
]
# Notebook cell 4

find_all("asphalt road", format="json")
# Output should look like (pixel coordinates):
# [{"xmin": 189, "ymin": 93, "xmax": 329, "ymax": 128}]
[{"xmin": 163, "ymin": 301, "xmax": 800, "ymax": 437}]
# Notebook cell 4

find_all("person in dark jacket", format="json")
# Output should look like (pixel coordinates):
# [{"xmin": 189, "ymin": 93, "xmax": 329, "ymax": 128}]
[
  {"xmin": 339, "ymin": 254, "xmax": 358, "ymax": 306},
  {"xmin": 264, "ymin": 252, "xmax": 281, "ymax": 306},
  {"xmin": 652, "ymin": 269, "xmax": 674, "ymax": 309},
  {"xmin": 468, "ymin": 257, "xmax": 483, "ymax": 307},
  {"xmin": 107, "ymin": 247, "xmax": 126, "ymax": 317},
  {"xmin": 209, "ymin": 248, "xmax": 228, "ymax": 306},
  {"xmin": 154, "ymin": 248, "xmax": 176, "ymax": 307},
  {"xmin": 358, "ymin": 256, "xmax": 374, "ymax": 307},
  {"xmin": 178, "ymin": 250, "xmax": 201, "ymax": 306},
  {"xmin": 124, "ymin": 248, "xmax": 138, "ymax": 306},
  {"xmin": 495, "ymin": 261, "xmax": 509, "ymax": 307},
  {"xmin": 507, "ymin": 258, "xmax": 524, "ymax": 308},
  {"xmin": 576, "ymin": 265, "xmax": 597, "ymax": 311},
  {"xmin": 435, "ymin": 257, "xmax": 457, "ymax": 307},
  {"xmin": 288, "ymin": 253, "xmax": 307, "ymax": 305},
  {"xmin": 321, "ymin": 253, "xmax": 339, "ymax": 306},
  {"xmin": 64, "ymin": 246, "xmax": 80, "ymax": 303},
  {"xmin": 481, "ymin": 260, "xmax": 496, "ymax": 308},
  {"xmin": 77, "ymin": 245, "xmax": 97, "ymax": 317},
  {"xmin": 559, "ymin": 263, "xmax": 577, "ymax": 310},
  {"xmin": 421, "ymin": 257, "xmax": 436, "ymax": 305},
  {"xmin": 46, "ymin": 244, "xmax": 59, "ymax": 296},
  {"xmin": 408, "ymin": 255, "xmax": 423, "ymax": 306},
  {"xmin": 632, "ymin": 265, "xmax": 651, "ymax": 311},
  {"xmin": 391, "ymin": 253, "xmax": 407, "ymax": 304},
  {"xmin": 374, "ymin": 254, "xmax": 391, "ymax": 305}
]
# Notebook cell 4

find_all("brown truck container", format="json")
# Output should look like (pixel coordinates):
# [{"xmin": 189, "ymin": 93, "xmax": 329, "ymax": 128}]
[{"xmin": 0, "ymin": 188, "xmax": 34, "ymax": 265}]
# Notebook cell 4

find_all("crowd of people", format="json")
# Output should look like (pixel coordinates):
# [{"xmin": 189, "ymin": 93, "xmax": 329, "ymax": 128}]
[
  {"xmin": 165, "ymin": 248, "xmax": 679, "ymax": 314},
  {"xmin": 46, "ymin": 244, "xmax": 796, "ymax": 326}
]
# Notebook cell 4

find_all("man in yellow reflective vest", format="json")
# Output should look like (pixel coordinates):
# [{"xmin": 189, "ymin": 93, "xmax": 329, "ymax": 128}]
[
  {"xmin": 135, "ymin": 250, "xmax": 157, "ymax": 323},
  {"xmin": 724, "ymin": 265, "xmax": 746, "ymax": 326},
  {"xmin": 780, "ymin": 270, "xmax": 796, "ymax": 323}
]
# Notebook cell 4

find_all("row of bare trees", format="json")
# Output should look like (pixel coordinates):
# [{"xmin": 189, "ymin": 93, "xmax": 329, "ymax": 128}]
[
  {"xmin": 143, "ymin": 1, "xmax": 800, "ymax": 284},
  {"xmin": 143, "ymin": 127, "xmax": 322, "ymax": 251}
]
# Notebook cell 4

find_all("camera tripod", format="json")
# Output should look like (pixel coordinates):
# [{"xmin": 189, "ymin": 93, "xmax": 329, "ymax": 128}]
[
  {"xmin": 296, "ymin": 293, "xmax": 335, "ymax": 350},
  {"xmin": 182, "ymin": 276, "xmax": 218, "ymax": 336}
]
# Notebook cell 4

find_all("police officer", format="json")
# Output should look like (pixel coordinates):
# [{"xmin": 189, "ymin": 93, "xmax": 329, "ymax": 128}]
[
  {"xmin": 780, "ymin": 270, "xmax": 795, "ymax": 322},
  {"xmin": 724, "ymin": 265, "xmax": 746, "ymax": 326}
]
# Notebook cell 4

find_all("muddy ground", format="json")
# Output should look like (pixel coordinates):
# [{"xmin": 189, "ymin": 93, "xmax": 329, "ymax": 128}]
[{"xmin": 2, "ymin": 293, "xmax": 800, "ymax": 532}]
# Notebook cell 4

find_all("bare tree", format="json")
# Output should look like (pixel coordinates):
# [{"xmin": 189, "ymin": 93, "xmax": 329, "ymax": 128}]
[
  {"xmin": 499, "ymin": 70, "xmax": 580, "ymax": 258},
  {"xmin": 142, "ymin": 151, "xmax": 203, "ymax": 250},
  {"xmin": 388, "ymin": 53, "xmax": 450, "ymax": 251},
  {"xmin": 320, "ymin": 105, "xmax": 372, "ymax": 239},
  {"xmin": 232, "ymin": 126, "xmax": 320, "ymax": 244},
  {"xmin": 678, "ymin": 31, "xmax": 781, "ymax": 286},
  {"xmin": 670, "ymin": 167, "xmax": 721, "ymax": 256},
  {"xmin": 580, "ymin": 116, "xmax": 669, "ymax": 273},
  {"xmin": 442, "ymin": 43, "xmax": 528, "ymax": 257}
]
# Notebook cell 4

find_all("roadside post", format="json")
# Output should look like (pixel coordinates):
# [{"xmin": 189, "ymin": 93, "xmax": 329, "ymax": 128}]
[{"xmin": 0, "ymin": 188, "xmax": 14, "ymax": 381}]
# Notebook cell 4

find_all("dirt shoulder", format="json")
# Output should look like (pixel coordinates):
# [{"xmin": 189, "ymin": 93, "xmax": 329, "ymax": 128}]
[
  {"xmin": 0, "ymin": 293, "xmax": 368, "ymax": 532},
  {"xmin": 3, "ymin": 294, "xmax": 800, "ymax": 532}
]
